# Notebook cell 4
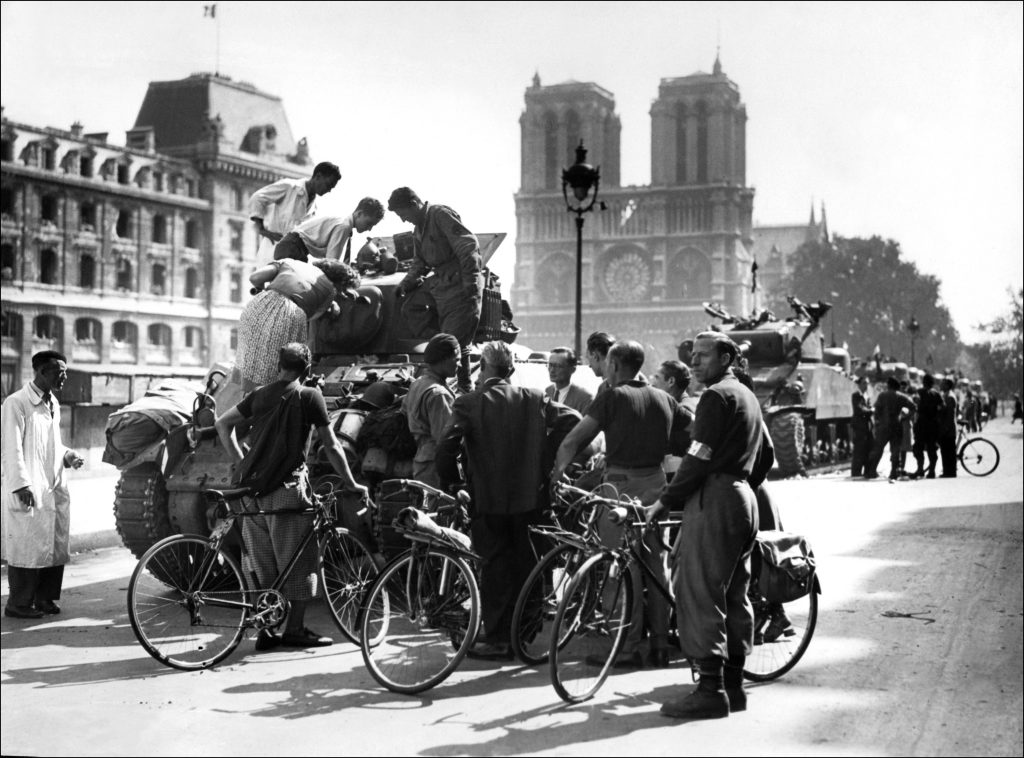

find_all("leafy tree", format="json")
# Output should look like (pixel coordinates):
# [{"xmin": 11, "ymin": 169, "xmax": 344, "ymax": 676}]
[
  {"xmin": 968, "ymin": 287, "xmax": 1023, "ymax": 399},
  {"xmin": 769, "ymin": 235, "xmax": 962, "ymax": 368}
]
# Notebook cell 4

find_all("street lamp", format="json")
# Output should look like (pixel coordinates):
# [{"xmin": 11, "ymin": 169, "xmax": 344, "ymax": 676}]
[
  {"xmin": 907, "ymin": 316, "xmax": 921, "ymax": 366},
  {"xmin": 562, "ymin": 140, "xmax": 601, "ymax": 360}
]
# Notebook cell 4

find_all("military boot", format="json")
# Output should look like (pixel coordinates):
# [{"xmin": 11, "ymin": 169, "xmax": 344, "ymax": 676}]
[
  {"xmin": 660, "ymin": 656, "xmax": 730, "ymax": 720},
  {"xmin": 724, "ymin": 655, "xmax": 747, "ymax": 712}
]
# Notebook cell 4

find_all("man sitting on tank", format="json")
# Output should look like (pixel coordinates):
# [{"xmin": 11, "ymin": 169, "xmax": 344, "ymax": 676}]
[{"xmin": 215, "ymin": 342, "xmax": 368, "ymax": 651}]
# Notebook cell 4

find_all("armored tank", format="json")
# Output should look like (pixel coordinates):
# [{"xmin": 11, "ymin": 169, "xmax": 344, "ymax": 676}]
[
  {"xmin": 110, "ymin": 232, "xmax": 555, "ymax": 558},
  {"xmin": 699, "ymin": 297, "xmax": 857, "ymax": 476}
]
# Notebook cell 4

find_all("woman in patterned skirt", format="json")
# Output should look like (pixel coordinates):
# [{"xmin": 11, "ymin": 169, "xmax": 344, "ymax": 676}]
[{"xmin": 237, "ymin": 258, "xmax": 359, "ymax": 391}]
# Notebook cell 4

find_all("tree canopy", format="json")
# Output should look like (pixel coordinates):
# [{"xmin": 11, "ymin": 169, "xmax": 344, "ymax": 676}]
[
  {"xmin": 769, "ymin": 235, "xmax": 962, "ymax": 369},
  {"xmin": 967, "ymin": 287, "xmax": 1023, "ymax": 398}
]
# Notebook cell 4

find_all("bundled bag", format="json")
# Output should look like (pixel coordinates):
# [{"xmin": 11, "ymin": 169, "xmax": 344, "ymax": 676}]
[
  {"xmin": 102, "ymin": 380, "xmax": 202, "ymax": 468},
  {"xmin": 753, "ymin": 529, "xmax": 817, "ymax": 603}
]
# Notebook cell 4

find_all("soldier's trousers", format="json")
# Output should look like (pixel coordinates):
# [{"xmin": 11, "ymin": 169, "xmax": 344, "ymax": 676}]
[
  {"xmin": 850, "ymin": 424, "xmax": 873, "ymax": 476},
  {"xmin": 938, "ymin": 433, "xmax": 958, "ymax": 476}
]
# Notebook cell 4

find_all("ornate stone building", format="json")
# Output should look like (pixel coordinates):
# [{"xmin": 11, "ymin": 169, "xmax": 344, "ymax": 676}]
[
  {"xmin": 511, "ymin": 58, "xmax": 755, "ymax": 366},
  {"xmin": 751, "ymin": 202, "xmax": 829, "ymax": 304},
  {"xmin": 1, "ymin": 73, "xmax": 312, "ymax": 402}
]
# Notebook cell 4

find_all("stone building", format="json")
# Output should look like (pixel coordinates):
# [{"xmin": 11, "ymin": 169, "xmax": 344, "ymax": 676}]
[
  {"xmin": 751, "ymin": 202, "xmax": 830, "ymax": 306},
  {"xmin": 1, "ymin": 72, "xmax": 312, "ymax": 402},
  {"xmin": 511, "ymin": 57, "xmax": 756, "ymax": 366}
]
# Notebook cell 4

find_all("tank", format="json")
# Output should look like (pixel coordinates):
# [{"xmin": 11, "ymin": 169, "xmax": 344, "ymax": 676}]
[
  {"xmin": 698, "ymin": 296, "xmax": 858, "ymax": 477},
  {"xmin": 110, "ymin": 232, "xmax": 559, "ymax": 558}
]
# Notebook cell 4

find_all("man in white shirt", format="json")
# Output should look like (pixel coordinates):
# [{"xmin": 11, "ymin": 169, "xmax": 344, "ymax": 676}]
[
  {"xmin": 543, "ymin": 347, "xmax": 593, "ymax": 416},
  {"xmin": 274, "ymin": 198, "xmax": 385, "ymax": 263},
  {"xmin": 249, "ymin": 162, "xmax": 341, "ymax": 259}
]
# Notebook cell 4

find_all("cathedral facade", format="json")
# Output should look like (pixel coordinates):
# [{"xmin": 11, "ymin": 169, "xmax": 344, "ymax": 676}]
[
  {"xmin": 1, "ymin": 73, "xmax": 311, "ymax": 401},
  {"xmin": 511, "ymin": 58, "xmax": 756, "ymax": 366}
]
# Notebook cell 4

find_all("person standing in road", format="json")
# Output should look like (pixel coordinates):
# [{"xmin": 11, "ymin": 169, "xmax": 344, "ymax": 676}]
[
  {"xmin": 2, "ymin": 351, "xmax": 85, "ymax": 619},
  {"xmin": 938, "ymin": 378, "xmax": 960, "ymax": 477},
  {"xmin": 436, "ymin": 341, "xmax": 577, "ymax": 659},
  {"xmin": 388, "ymin": 187, "xmax": 482, "ymax": 393},
  {"xmin": 910, "ymin": 373, "xmax": 943, "ymax": 479},
  {"xmin": 249, "ymin": 162, "xmax": 341, "ymax": 259},
  {"xmin": 403, "ymin": 333, "xmax": 459, "ymax": 488},
  {"xmin": 273, "ymin": 197, "xmax": 385, "ymax": 263},
  {"xmin": 544, "ymin": 346, "xmax": 594, "ymax": 416},
  {"xmin": 850, "ymin": 376, "xmax": 874, "ymax": 477},
  {"xmin": 864, "ymin": 377, "xmax": 917, "ymax": 481},
  {"xmin": 644, "ymin": 331, "xmax": 765, "ymax": 720}
]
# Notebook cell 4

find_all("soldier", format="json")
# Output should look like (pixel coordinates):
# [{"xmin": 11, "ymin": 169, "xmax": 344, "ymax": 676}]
[
  {"xmin": 388, "ymin": 187, "xmax": 482, "ymax": 392},
  {"xmin": 403, "ymin": 333, "xmax": 459, "ymax": 488},
  {"xmin": 850, "ymin": 376, "xmax": 874, "ymax": 477},
  {"xmin": 864, "ymin": 377, "xmax": 916, "ymax": 481},
  {"xmin": 249, "ymin": 162, "xmax": 341, "ymax": 259}
]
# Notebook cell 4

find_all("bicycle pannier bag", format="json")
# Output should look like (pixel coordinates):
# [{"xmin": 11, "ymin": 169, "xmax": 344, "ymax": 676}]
[{"xmin": 754, "ymin": 529, "xmax": 816, "ymax": 603}]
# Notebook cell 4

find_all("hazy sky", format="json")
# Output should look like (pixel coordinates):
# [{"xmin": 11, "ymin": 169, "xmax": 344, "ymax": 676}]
[{"xmin": 2, "ymin": 1, "xmax": 1021, "ymax": 342}]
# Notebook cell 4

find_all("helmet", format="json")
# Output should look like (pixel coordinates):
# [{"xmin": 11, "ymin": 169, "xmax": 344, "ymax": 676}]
[{"xmin": 358, "ymin": 381, "xmax": 396, "ymax": 410}]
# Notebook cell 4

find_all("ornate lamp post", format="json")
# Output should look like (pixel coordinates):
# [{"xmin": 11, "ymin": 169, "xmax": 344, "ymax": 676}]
[
  {"xmin": 562, "ymin": 141, "xmax": 601, "ymax": 359},
  {"xmin": 907, "ymin": 316, "xmax": 921, "ymax": 366}
]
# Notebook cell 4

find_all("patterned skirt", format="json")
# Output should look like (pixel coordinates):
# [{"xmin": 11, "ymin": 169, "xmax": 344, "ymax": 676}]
[{"xmin": 237, "ymin": 290, "xmax": 308, "ymax": 386}]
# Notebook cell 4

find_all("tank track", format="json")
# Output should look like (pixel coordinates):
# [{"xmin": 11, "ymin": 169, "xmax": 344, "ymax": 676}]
[
  {"xmin": 113, "ymin": 462, "xmax": 172, "ymax": 559},
  {"xmin": 769, "ymin": 411, "xmax": 806, "ymax": 477}
]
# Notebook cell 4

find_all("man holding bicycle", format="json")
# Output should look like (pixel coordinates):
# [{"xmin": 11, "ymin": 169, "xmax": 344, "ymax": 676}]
[
  {"xmin": 215, "ymin": 342, "xmax": 367, "ymax": 650},
  {"xmin": 646, "ymin": 331, "xmax": 766, "ymax": 720}
]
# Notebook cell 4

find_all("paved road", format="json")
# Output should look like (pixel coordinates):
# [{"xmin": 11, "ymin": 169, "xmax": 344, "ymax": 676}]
[{"xmin": 3, "ymin": 419, "xmax": 1022, "ymax": 756}]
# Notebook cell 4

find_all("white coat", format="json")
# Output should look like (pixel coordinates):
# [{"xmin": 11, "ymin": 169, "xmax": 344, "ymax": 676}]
[{"xmin": 1, "ymin": 382, "xmax": 71, "ymax": 567}]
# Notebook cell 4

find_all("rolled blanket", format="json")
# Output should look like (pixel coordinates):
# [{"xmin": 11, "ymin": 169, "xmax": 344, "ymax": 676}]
[{"xmin": 395, "ymin": 507, "xmax": 473, "ymax": 552}]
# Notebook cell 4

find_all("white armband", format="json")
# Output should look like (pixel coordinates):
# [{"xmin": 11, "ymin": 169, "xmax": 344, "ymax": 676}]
[{"xmin": 688, "ymin": 441, "xmax": 713, "ymax": 461}]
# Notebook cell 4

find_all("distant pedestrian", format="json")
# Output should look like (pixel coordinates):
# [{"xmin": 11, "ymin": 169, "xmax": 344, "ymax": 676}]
[
  {"xmin": 938, "ymin": 378, "xmax": 960, "ymax": 477},
  {"xmin": 249, "ymin": 162, "xmax": 341, "ymax": 259},
  {"xmin": 850, "ymin": 376, "xmax": 874, "ymax": 477},
  {"xmin": 864, "ymin": 377, "xmax": 916, "ymax": 481},
  {"xmin": 2, "ymin": 351, "xmax": 85, "ymax": 619},
  {"xmin": 1012, "ymin": 394, "xmax": 1022, "ymax": 424},
  {"xmin": 910, "ymin": 374, "xmax": 942, "ymax": 479}
]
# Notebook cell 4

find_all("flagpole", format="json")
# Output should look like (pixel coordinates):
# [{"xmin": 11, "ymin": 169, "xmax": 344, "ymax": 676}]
[{"xmin": 216, "ymin": 7, "xmax": 221, "ymax": 75}]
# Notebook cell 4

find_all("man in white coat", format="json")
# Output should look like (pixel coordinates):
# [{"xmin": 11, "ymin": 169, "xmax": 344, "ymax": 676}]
[{"xmin": 2, "ymin": 351, "xmax": 84, "ymax": 618}]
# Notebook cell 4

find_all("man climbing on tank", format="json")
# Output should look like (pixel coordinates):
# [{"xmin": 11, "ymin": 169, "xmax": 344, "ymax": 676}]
[{"xmin": 387, "ymin": 187, "xmax": 482, "ymax": 393}]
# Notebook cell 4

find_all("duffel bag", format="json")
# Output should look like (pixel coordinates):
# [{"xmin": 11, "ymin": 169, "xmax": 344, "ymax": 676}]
[{"xmin": 754, "ymin": 529, "xmax": 816, "ymax": 603}]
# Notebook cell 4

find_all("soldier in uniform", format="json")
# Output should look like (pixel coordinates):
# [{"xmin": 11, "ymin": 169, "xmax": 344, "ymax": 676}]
[
  {"xmin": 645, "ymin": 331, "xmax": 766, "ymax": 719},
  {"xmin": 388, "ymin": 187, "xmax": 482, "ymax": 392},
  {"xmin": 850, "ymin": 376, "xmax": 874, "ymax": 477},
  {"xmin": 402, "ymin": 333, "xmax": 459, "ymax": 487}
]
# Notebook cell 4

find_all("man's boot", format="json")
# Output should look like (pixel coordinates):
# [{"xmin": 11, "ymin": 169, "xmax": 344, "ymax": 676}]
[
  {"xmin": 724, "ymin": 655, "xmax": 747, "ymax": 712},
  {"xmin": 660, "ymin": 656, "xmax": 730, "ymax": 719}
]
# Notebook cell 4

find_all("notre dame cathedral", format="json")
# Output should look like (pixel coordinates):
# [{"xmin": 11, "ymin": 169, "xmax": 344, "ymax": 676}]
[{"xmin": 511, "ymin": 56, "xmax": 761, "ymax": 366}]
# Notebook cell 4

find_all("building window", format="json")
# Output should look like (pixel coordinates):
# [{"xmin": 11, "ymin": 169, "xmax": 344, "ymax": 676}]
[
  {"xmin": 147, "ymin": 323, "xmax": 171, "ymax": 347},
  {"xmin": 184, "ymin": 326, "xmax": 204, "ymax": 349},
  {"xmin": 535, "ymin": 254, "xmax": 574, "ymax": 305},
  {"xmin": 40, "ymin": 194, "xmax": 59, "ymax": 224},
  {"xmin": 116, "ymin": 209, "xmax": 132, "ymax": 238},
  {"xmin": 675, "ymin": 102, "xmax": 688, "ymax": 184},
  {"xmin": 152, "ymin": 171, "xmax": 164, "ymax": 192},
  {"xmin": 116, "ymin": 259, "xmax": 133, "ymax": 290},
  {"xmin": 229, "ymin": 271, "xmax": 243, "ymax": 303},
  {"xmin": 39, "ymin": 248, "xmax": 59, "ymax": 284},
  {"xmin": 667, "ymin": 248, "xmax": 712, "ymax": 300},
  {"xmin": 1, "ymin": 138, "xmax": 13, "ymax": 163},
  {"xmin": 696, "ymin": 101, "xmax": 708, "ymax": 184},
  {"xmin": 112, "ymin": 320, "xmax": 136, "ymax": 344},
  {"xmin": 79, "ymin": 153, "xmax": 94, "ymax": 178},
  {"xmin": 117, "ymin": 162, "xmax": 130, "ymax": 185},
  {"xmin": 186, "ymin": 179, "xmax": 197, "ymax": 198},
  {"xmin": 229, "ymin": 327, "xmax": 238, "ymax": 350},
  {"xmin": 232, "ymin": 185, "xmax": 245, "ymax": 211},
  {"xmin": 544, "ymin": 111, "xmax": 558, "ymax": 190},
  {"xmin": 2, "ymin": 244, "xmax": 16, "ymax": 281},
  {"xmin": 41, "ymin": 145, "xmax": 56, "ymax": 171},
  {"xmin": 1, "ymin": 187, "xmax": 15, "ymax": 217},
  {"xmin": 564, "ymin": 110, "xmax": 581, "ymax": 168},
  {"xmin": 2, "ymin": 310, "xmax": 23, "ymax": 339},
  {"xmin": 184, "ymin": 218, "xmax": 199, "ymax": 248},
  {"xmin": 75, "ymin": 318, "xmax": 101, "ymax": 344},
  {"xmin": 184, "ymin": 267, "xmax": 199, "ymax": 298},
  {"xmin": 229, "ymin": 220, "xmax": 244, "ymax": 254},
  {"xmin": 151, "ymin": 263, "xmax": 167, "ymax": 295},
  {"xmin": 152, "ymin": 214, "xmax": 168, "ymax": 244},
  {"xmin": 79, "ymin": 254, "xmax": 96, "ymax": 289},
  {"xmin": 79, "ymin": 202, "xmax": 96, "ymax": 230},
  {"xmin": 34, "ymin": 314, "xmax": 62, "ymax": 341}
]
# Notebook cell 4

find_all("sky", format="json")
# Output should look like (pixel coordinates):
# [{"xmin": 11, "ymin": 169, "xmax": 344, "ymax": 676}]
[{"xmin": 2, "ymin": 0, "xmax": 1021, "ymax": 343}]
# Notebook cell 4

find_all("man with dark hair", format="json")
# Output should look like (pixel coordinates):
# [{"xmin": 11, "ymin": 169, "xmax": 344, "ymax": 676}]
[
  {"xmin": 938, "ymin": 378, "xmax": 960, "ymax": 477},
  {"xmin": 403, "ymin": 333, "xmax": 459, "ymax": 487},
  {"xmin": 388, "ymin": 187, "xmax": 482, "ymax": 392},
  {"xmin": 644, "ymin": 330, "xmax": 766, "ymax": 719},
  {"xmin": 544, "ymin": 347, "xmax": 594, "ymax": 416},
  {"xmin": 215, "ymin": 342, "xmax": 367, "ymax": 650},
  {"xmin": 652, "ymin": 360, "xmax": 693, "ymax": 404},
  {"xmin": 2, "ymin": 351, "xmax": 85, "ymax": 618},
  {"xmin": 249, "ymin": 161, "xmax": 341, "ymax": 259},
  {"xmin": 585, "ymin": 331, "xmax": 616, "ymax": 395},
  {"xmin": 864, "ymin": 376, "xmax": 917, "ymax": 481},
  {"xmin": 850, "ymin": 376, "xmax": 874, "ymax": 477},
  {"xmin": 274, "ymin": 197, "xmax": 385, "ymax": 263},
  {"xmin": 910, "ymin": 373, "xmax": 942, "ymax": 479},
  {"xmin": 436, "ymin": 341, "xmax": 577, "ymax": 659},
  {"xmin": 553, "ymin": 340, "xmax": 692, "ymax": 669}
]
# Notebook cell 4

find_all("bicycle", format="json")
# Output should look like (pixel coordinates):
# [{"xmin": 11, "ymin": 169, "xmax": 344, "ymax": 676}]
[
  {"xmin": 509, "ymin": 481, "xmax": 610, "ymax": 666},
  {"xmin": 359, "ymin": 479, "xmax": 482, "ymax": 694},
  {"xmin": 549, "ymin": 497, "xmax": 819, "ymax": 702},
  {"xmin": 127, "ymin": 481, "xmax": 379, "ymax": 671},
  {"xmin": 956, "ymin": 420, "xmax": 1000, "ymax": 476}
]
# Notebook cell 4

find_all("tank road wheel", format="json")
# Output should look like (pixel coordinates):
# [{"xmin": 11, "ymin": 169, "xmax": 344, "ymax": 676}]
[
  {"xmin": 114, "ymin": 463, "xmax": 173, "ymax": 559},
  {"xmin": 769, "ymin": 411, "xmax": 806, "ymax": 477}
]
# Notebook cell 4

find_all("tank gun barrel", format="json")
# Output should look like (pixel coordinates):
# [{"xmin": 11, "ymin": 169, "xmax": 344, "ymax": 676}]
[{"xmin": 702, "ymin": 301, "xmax": 735, "ymax": 324}]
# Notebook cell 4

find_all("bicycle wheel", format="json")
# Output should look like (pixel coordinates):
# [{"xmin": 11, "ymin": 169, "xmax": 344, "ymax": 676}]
[
  {"xmin": 128, "ymin": 535, "xmax": 248, "ymax": 671},
  {"xmin": 959, "ymin": 437, "xmax": 1000, "ymax": 477},
  {"xmin": 320, "ymin": 527, "xmax": 379, "ymax": 644},
  {"xmin": 511, "ymin": 543, "xmax": 584, "ymax": 665},
  {"xmin": 744, "ymin": 580, "xmax": 818, "ymax": 682},
  {"xmin": 549, "ymin": 552, "xmax": 632, "ymax": 703},
  {"xmin": 361, "ymin": 548, "xmax": 480, "ymax": 694}
]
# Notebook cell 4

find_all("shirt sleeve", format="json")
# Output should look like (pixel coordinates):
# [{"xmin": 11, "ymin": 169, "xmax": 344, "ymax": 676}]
[
  {"xmin": 236, "ymin": 392, "xmax": 255, "ymax": 419},
  {"xmin": 435, "ymin": 207, "xmax": 481, "ymax": 294},
  {"xmin": 306, "ymin": 389, "xmax": 330, "ymax": 429},
  {"xmin": 325, "ymin": 219, "xmax": 353, "ymax": 261},
  {"xmin": 248, "ymin": 180, "xmax": 289, "ymax": 221},
  {"xmin": 668, "ymin": 401, "xmax": 694, "ymax": 457},
  {"xmin": 1, "ymin": 396, "xmax": 32, "ymax": 491},
  {"xmin": 688, "ymin": 389, "xmax": 728, "ymax": 458},
  {"xmin": 585, "ymin": 387, "xmax": 612, "ymax": 431},
  {"xmin": 425, "ymin": 388, "xmax": 455, "ymax": 444}
]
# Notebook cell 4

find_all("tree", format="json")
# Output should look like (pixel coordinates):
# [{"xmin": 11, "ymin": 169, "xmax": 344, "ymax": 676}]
[
  {"xmin": 769, "ymin": 235, "xmax": 962, "ymax": 368},
  {"xmin": 968, "ymin": 287, "xmax": 1023, "ymax": 398}
]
